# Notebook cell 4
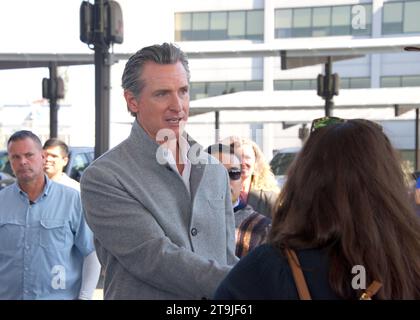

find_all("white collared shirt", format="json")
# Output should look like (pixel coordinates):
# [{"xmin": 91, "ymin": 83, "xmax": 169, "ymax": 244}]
[{"xmin": 162, "ymin": 135, "xmax": 191, "ymax": 194}]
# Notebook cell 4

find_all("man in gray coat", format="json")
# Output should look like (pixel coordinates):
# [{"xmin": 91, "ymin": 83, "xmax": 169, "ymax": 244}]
[{"xmin": 80, "ymin": 43, "xmax": 238, "ymax": 299}]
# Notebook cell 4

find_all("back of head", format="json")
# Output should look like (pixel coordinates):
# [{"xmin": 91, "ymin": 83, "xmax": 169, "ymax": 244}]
[
  {"xmin": 43, "ymin": 138, "xmax": 69, "ymax": 157},
  {"xmin": 8, "ymin": 130, "xmax": 42, "ymax": 150},
  {"xmin": 270, "ymin": 119, "xmax": 420, "ymax": 299},
  {"xmin": 121, "ymin": 42, "xmax": 190, "ymax": 117}
]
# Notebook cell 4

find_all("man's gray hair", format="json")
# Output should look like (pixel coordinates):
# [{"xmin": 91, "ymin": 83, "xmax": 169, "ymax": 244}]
[{"xmin": 121, "ymin": 42, "xmax": 190, "ymax": 117}]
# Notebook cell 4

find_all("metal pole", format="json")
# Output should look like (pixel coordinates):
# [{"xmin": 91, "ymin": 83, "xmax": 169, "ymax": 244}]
[
  {"xmin": 324, "ymin": 56, "xmax": 333, "ymax": 117},
  {"xmin": 49, "ymin": 61, "xmax": 58, "ymax": 138},
  {"xmin": 94, "ymin": 0, "xmax": 110, "ymax": 159},
  {"xmin": 215, "ymin": 111, "xmax": 220, "ymax": 143},
  {"xmin": 416, "ymin": 108, "xmax": 419, "ymax": 171}
]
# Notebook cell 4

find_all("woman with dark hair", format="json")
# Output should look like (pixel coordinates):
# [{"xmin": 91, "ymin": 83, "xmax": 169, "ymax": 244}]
[{"xmin": 214, "ymin": 118, "xmax": 420, "ymax": 299}]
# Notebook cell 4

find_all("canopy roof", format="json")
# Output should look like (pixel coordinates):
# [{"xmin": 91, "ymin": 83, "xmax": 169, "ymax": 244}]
[{"xmin": 189, "ymin": 87, "xmax": 420, "ymax": 116}]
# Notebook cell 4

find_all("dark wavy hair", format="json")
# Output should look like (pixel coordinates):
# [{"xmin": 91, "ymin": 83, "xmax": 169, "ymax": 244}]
[{"xmin": 269, "ymin": 119, "xmax": 420, "ymax": 299}]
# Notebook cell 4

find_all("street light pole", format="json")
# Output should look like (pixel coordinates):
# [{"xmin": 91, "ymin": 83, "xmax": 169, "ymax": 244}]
[{"xmin": 94, "ymin": 0, "xmax": 110, "ymax": 159}]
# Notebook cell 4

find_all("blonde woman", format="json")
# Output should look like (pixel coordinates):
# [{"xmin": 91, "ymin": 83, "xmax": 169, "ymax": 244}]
[{"xmin": 221, "ymin": 136, "xmax": 279, "ymax": 218}]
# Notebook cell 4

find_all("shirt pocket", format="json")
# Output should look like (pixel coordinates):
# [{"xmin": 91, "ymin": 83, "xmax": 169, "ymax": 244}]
[
  {"xmin": 0, "ymin": 221, "xmax": 24, "ymax": 252},
  {"xmin": 39, "ymin": 219, "xmax": 67, "ymax": 250}
]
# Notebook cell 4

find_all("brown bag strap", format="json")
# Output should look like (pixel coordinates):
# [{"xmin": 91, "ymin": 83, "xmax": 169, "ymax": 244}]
[
  {"xmin": 360, "ymin": 280, "xmax": 383, "ymax": 300},
  {"xmin": 285, "ymin": 248, "xmax": 312, "ymax": 300}
]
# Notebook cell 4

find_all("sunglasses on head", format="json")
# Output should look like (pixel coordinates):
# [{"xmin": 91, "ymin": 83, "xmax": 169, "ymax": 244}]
[
  {"xmin": 228, "ymin": 168, "xmax": 242, "ymax": 181},
  {"xmin": 310, "ymin": 116, "xmax": 346, "ymax": 132},
  {"xmin": 310, "ymin": 117, "xmax": 382, "ymax": 133}
]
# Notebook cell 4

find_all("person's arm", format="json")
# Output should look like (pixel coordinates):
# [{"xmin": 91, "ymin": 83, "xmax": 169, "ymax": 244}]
[
  {"xmin": 78, "ymin": 250, "xmax": 101, "ymax": 300},
  {"xmin": 80, "ymin": 165, "xmax": 232, "ymax": 299}
]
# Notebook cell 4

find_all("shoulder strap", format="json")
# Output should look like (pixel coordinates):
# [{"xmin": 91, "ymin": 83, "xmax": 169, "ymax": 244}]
[
  {"xmin": 360, "ymin": 280, "xmax": 383, "ymax": 300},
  {"xmin": 284, "ymin": 248, "xmax": 312, "ymax": 300}
]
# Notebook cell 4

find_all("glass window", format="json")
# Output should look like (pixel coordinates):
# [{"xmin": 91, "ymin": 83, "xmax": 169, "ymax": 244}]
[
  {"xmin": 227, "ymin": 81, "xmax": 245, "ymax": 94},
  {"xmin": 292, "ymin": 8, "xmax": 312, "ymax": 37},
  {"xmin": 246, "ymin": 10, "xmax": 264, "ymax": 40},
  {"xmin": 402, "ymin": 75, "xmax": 420, "ymax": 87},
  {"xmin": 191, "ymin": 12, "xmax": 209, "ymax": 40},
  {"xmin": 404, "ymin": 1, "xmax": 420, "ymax": 33},
  {"xmin": 349, "ymin": 77, "xmax": 370, "ymax": 88},
  {"xmin": 190, "ymin": 82, "xmax": 207, "ymax": 100},
  {"xmin": 275, "ymin": 9, "xmax": 292, "ymax": 38},
  {"xmin": 383, "ymin": 2, "xmax": 403, "ymax": 34},
  {"xmin": 381, "ymin": 76, "xmax": 401, "ymax": 88},
  {"xmin": 274, "ymin": 80, "xmax": 292, "ymax": 90},
  {"xmin": 175, "ymin": 13, "xmax": 192, "ymax": 41},
  {"xmin": 245, "ymin": 80, "xmax": 263, "ymax": 91},
  {"xmin": 292, "ymin": 80, "xmax": 312, "ymax": 90},
  {"xmin": 70, "ymin": 154, "xmax": 90, "ymax": 181},
  {"xmin": 340, "ymin": 78, "xmax": 350, "ymax": 89},
  {"xmin": 207, "ymin": 82, "xmax": 228, "ymax": 97},
  {"xmin": 228, "ymin": 11, "xmax": 246, "ymax": 39},
  {"xmin": 331, "ymin": 6, "xmax": 350, "ymax": 35},
  {"xmin": 312, "ymin": 7, "xmax": 331, "ymax": 37},
  {"xmin": 210, "ymin": 12, "xmax": 227, "ymax": 40}
]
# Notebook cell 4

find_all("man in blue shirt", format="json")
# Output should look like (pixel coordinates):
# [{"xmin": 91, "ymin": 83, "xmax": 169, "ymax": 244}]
[{"xmin": 0, "ymin": 130, "xmax": 100, "ymax": 300}]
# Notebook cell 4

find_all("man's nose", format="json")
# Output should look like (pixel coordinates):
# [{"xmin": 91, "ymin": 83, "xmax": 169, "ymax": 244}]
[{"xmin": 169, "ymin": 94, "xmax": 183, "ymax": 112}]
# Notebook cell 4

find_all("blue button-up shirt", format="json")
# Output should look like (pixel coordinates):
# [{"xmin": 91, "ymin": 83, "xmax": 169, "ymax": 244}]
[{"xmin": 0, "ymin": 176, "xmax": 95, "ymax": 299}]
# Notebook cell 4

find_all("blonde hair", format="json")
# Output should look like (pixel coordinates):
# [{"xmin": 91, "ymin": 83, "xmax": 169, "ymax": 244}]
[{"xmin": 221, "ymin": 136, "xmax": 279, "ymax": 192}]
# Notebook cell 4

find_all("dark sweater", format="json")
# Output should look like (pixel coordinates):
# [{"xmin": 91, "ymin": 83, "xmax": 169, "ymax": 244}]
[{"xmin": 214, "ymin": 243, "xmax": 340, "ymax": 300}]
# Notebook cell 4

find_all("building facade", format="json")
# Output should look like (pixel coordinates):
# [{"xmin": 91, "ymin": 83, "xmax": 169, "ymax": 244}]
[{"xmin": 170, "ymin": 0, "xmax": 420, "ymax": 167}]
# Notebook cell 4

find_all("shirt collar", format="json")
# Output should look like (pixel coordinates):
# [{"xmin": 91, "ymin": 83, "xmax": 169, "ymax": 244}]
[
  {"xmin": 14, "ymin": 174, "xmax": 51, "ymax": 202},
  {"xmin": 161, "ymin": 135, "xmax": 190, "ymax": 166}
]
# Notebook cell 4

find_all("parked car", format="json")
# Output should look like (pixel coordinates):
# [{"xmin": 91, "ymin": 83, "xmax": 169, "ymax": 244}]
[
  {"xmin": 269, "ymin": 147, "xmax": 301, "ymax": 187},
  {"xmin": 0, "ymin": 147, "xmax": 94, "ymax": 190}
]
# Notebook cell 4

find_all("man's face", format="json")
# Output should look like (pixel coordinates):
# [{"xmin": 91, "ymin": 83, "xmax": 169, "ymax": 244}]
[
  {"xmin": 8, "ymin": 138, "xmax": 45, "ymax": 184},
  {"xmin": 43, "ymin": 146, "xmax": 68, "ymax": 178},
  {"xmin": 124, "ymin": 61, "xmax": 189, "ymax": 142}
]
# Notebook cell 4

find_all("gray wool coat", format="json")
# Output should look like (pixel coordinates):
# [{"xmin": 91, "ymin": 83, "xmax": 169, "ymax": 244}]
[{"xmin": 80, "ymin": 120, "xmax": 238, "ymax": 299}]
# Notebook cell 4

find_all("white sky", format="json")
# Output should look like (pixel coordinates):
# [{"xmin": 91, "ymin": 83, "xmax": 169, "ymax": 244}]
[
  {"xmin": 0, "ymin": 0, "xmax": 176, "ymax": 146},
  {"xmin": 0, "ymin": 0, "xmax": 175, "ymax": 103}
]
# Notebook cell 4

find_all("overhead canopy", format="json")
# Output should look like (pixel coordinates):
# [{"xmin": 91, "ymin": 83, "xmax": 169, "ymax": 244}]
[
  {"xmin": 3, "ymin": 36, "xmax": 419, "ymax": 70},
  {"xmin": 189, "ymin": 87, "xmax": 420, "ymax": 116},
  {"xmin": 0, "ymin": 53, "xmax": 96, "ymax": 69},
  {"xmin": 179, "ymin": 36, "xmax": 420, "ymax": 69}
]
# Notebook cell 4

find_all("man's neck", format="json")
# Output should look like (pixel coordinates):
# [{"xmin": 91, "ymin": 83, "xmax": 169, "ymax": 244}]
[{"xmin": 19, "ymin": 175, "xmax": 46, "ymax": 202}]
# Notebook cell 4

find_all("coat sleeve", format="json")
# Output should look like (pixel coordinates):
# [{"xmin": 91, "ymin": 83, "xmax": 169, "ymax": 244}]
[
  {"xmin": 80, "ymin": 164, "xmax": 233, "ymax": 299},
  {"xmin": 222, "ymin": 170, "xmax": 239, "ymax": 265}
]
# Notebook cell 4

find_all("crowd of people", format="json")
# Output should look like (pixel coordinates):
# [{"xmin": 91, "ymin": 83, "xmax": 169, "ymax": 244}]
[{"xmin": 1, "ymin": 43, "xmax": 419, "ymax": 300}]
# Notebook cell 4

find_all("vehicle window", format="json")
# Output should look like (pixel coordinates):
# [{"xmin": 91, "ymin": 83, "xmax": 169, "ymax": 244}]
[
  {"xmin": 270, "ymin": 153, "xmax": 297, "ymax": 176},
  {"xmin": 0, "ymin": 152, "xmax": 14, "ymax": 176},
  {"xmin": 70, "ymin": 153, "xmax": 90, "ymax": 181}
]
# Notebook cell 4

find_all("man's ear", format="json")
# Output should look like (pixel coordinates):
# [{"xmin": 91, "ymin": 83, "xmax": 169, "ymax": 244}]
[
  {"xmin": 62, "ymin": 156, "xmax": 69, "ymax": 167},
  {"xmin": 124, "ymin": 90, "xmax": 139, "ymax": 114}
]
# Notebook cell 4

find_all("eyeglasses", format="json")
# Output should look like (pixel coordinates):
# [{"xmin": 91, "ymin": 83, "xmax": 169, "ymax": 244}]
[
  {"xmin": 310, "ymin": 116, "xmax": 346, "ymax": 133},
  {"xmin": 310, "ymin": 117, "xmax": 382, "ymax": 133},
  {"xmin": 228, "ymin": 168, "xmax": 242, "ymax": 181}
]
